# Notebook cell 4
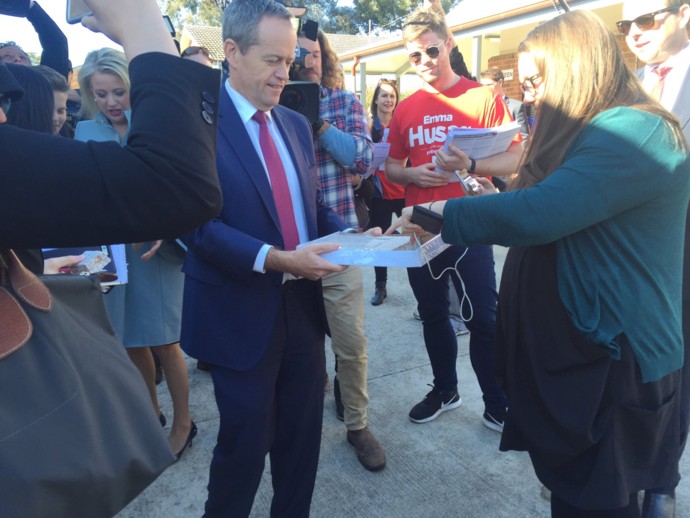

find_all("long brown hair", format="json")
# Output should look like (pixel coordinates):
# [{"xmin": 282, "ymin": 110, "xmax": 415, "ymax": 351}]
[
  {"xmin": 317, "ymin": 30, "xmax": 344, "ymax": 89},
  {"xmin": 512, "ymin": 10, "xmax": 687, "ymax": 190}
]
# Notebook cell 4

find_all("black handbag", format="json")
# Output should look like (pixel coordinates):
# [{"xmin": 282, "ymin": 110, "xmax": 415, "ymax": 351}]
[{"xmin": 0, "ymin": 250, "xmax": 175, "ymax": 518}]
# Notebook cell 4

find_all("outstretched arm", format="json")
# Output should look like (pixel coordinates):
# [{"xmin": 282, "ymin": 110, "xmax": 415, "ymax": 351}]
[{"xmin": 26, "ymin": 1, "xmax": 70, "ymax": 77}]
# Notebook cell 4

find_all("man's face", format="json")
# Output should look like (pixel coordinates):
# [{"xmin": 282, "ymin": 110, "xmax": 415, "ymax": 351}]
[
  {"xmin": 480, "ymin": 78, "xmax": 501, "ymax": 95},
  {"xmin": 622, "ymin": 0, "xmax": 690, "ymax": 65},
  {"xmin": 0, "ymin": 45, "xmax": 30, "ymax": 66},
  {"xmin": 295, "ymin": 36, "xmax": 322, "ymax": 84},
  {"xmin": 405, "ymin": 32, "xmax": 452, "ymax": 87},
  {"xmin": 225, "ymin": 16, "xmax": 296, "ymax": 111},
  {"xmin": 52, "ymin": 90, "xmax": 68, "ymax": 135}
]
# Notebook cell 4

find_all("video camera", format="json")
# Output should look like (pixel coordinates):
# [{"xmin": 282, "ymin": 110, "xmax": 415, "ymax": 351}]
[{"xmin": 279, "ymin": 10, "xmax": 320, "ymax": 124}]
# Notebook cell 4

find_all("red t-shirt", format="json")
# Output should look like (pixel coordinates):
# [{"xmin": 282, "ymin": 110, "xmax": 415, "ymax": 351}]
[
  {"xmin": 377, "ymin": 169, "xmax": 406, "ymax": 200},
  {"xmin": 388, "ymin": 77, "xmax": 519, "ymax": 205}
]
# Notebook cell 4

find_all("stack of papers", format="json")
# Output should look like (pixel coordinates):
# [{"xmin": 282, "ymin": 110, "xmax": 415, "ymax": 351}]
[
  {"xmin": 441, "ymin": 121, "xmax": 520, "ymax": 160},
  {"xmin": 297, "ymin": 232, "xmax": 449, "ymax": 267}
]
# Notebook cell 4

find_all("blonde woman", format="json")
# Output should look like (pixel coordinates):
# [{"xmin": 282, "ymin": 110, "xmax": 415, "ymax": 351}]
[{"xmin": 76, "ymin": 48, "xmax": 197, "ymax": 460}]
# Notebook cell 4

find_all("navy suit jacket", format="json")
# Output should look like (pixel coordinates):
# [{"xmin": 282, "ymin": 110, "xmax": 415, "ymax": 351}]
[{"xmin": 180, "ymin": 88, "xmax": 346, "ymax": 370}]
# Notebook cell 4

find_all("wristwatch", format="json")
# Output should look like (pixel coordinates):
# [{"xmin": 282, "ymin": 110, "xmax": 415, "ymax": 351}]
[{"xmin": 468, "ymin": 158, "xmax": 476, "ymax": 174}]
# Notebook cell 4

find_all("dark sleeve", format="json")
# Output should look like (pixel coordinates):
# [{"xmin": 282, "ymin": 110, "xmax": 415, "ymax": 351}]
[
  {"xmin": 26, "ymin": 1, "xmax": 69, "ymax": 78},
  {"xmin": 0, "ymin": 53, "xmax": 223, "ymax": 249},
  {"xmin": 513, "ymin": 102, "xmax": 530, "ymax": 141}
]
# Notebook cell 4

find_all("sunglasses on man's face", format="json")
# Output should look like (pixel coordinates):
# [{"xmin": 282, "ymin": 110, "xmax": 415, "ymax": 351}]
[
  {"xmin": 408, "ymin": 43, "xmax": 443, "ymax": 65},
  {"xmin": 616, "ymin": 5, "xmax": 682, "ymax": 36}
]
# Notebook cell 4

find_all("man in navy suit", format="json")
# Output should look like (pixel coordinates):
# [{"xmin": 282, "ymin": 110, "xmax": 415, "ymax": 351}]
[
  {"xmin": 180, "ymin": 1, "xmax": 347, "ymax": 516},
  {"xmin": 621, "ymin": 1, "xmax": 690, "ymax": 516}
]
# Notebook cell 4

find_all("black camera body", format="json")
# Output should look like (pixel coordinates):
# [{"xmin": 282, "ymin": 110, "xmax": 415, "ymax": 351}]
[
  {"xmin": 279, "ymin": 82, "xmax": 320, "ymax": 124},
  {"xmin": 278, "ymin": 17, "xmax": 320, "ymax": 123}
]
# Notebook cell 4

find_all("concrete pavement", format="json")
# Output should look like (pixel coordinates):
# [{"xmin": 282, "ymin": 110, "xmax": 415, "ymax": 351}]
[{"xmin": 118, "ymin": 246, "xmax": 690, "ymax": 518}]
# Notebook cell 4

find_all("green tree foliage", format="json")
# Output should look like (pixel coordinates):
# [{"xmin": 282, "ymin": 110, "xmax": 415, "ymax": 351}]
[
  {"xmin": 351, "ymin": 0, "xmax": 459, "ymax": 34},
  {"xmin": 158, "ymin": 0, "xmax": 459, "ymax": 34},
  {"xmin": 158, "ymin": 0, "xmax": 227, "ymax": 29},
  {"xmin": 26, "ymin": 51, "xmax": 41, "ymax": 66}
]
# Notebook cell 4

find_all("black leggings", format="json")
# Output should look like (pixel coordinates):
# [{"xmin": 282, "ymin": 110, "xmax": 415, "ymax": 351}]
[{"xmin": 367, "ymin": 197, "xmax": 405, "ymax": 284}]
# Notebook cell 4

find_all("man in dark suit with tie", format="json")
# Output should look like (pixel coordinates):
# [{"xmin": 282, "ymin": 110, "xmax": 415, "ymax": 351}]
[
  {"xmin": 180, "ymin": 1, "xmax": 348, "ymax": 516},
  {"xmin": 621, "ymin": 1, "xmax": 690, "ymax": 516}
]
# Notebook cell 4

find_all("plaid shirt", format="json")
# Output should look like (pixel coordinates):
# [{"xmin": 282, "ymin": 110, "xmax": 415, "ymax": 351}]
[{"xmin": 315, "ymin": 86, "xmax": 374, "ymax": 227}]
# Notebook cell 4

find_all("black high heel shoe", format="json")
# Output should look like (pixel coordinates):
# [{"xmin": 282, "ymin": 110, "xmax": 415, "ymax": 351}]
[{"xmin": 175, "ymin": 421, "xmax": 198, "ymax": 461}]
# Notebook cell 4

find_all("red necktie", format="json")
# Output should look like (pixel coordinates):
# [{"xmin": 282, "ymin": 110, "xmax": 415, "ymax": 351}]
[
  {"xmin": 252, "ymin": 111, "xmax": 300, "ymax": 251},
  {"xmin": 649, "ymin": 66, "xmax": 672, "ymax": 101}
]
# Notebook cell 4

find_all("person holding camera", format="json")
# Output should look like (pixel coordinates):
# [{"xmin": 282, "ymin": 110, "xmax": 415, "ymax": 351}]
[
  {"xmin": 0, "ymin": 1, "xmax": 69, "ymax": 78},
  {"xmin": 293, "ymin": 28, "xmax": 386, "ymax": 472}
]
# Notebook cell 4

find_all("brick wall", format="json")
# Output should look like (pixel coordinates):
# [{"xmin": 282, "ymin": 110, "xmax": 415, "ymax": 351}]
[{"xmin": 487, "ymin": 53, "xmax": 521, "ymax": 101}]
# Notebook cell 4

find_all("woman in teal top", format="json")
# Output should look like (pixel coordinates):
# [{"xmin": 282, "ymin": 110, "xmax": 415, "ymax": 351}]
[
  {"xmin": 76, "ymin": 48, "xmax": 196, "ymax": 460},
  {"xmin": 391, "ymin": 11, "xmax": 689, "ymax": 517}
]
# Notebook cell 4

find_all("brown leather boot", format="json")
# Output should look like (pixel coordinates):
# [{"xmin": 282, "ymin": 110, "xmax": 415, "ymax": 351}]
[{"xmin": 347, "ymin": 427, "xmax": 386, "ymax": 471}]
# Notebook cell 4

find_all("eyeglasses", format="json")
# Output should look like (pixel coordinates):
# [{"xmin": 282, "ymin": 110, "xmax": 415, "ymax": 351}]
[
  {"xmin": 181, "ymin": 46, "xmax": 211, "ymax": 59},
  {"xmin": 0, "ymin": 96, "xmax": 11, "ymax": 115},
  {"xmin": 408, "ymin": 43, "xmax": 443, "ymax": 65},
  {"xmin": 519, "ymin": 74, "xmax": 541, "ymax": 93},
  {"xmin": 615, "ymin": 5, "xmax": 682, "ymax": 36}
]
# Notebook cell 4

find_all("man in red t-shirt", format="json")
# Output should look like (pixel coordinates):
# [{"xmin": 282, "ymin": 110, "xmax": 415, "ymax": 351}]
[{"xmin": 386, "ymin": 7, "xmax": 522, "ymax": 430}]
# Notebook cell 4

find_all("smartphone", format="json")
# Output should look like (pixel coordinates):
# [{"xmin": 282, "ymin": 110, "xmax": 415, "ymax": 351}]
[
  {"xmin": 453, "ymin": 170, "xmax": 481, "ymax": 196},
  {"xmin": 410, "ymin": 205, "xmax": 444, "ymax": 234},
  {"xmin": 66, "ymin": 0, "xmax": 92, "ymax": 24}
]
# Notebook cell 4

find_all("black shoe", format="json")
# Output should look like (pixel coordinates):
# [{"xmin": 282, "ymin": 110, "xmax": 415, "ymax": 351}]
[
  {"xmin": 370, "ymin": 282, "xmax": 387, "ymax": 306},
  {"xmin": 159, "ymin": 412, "xmax": 166, "ymax": 428},
  {"xmin": 642, "ymin": 491, "xmax": 675, "ymax": 518},
  {"xmin": 409, "ymin": 386, "xmax": 462, "ymax": 423},
  {"xmin": 196, "ymin": 360, "xmax": 211, "ymax": 372},
  {"xmin": 334, "ymin": 376, "xmax": 344, "ymax": 421},
  {"xmin": 175, "ymin": 421, "xmax": 198, "ymax": 461},
  {"xmin": 481, "ymin": 411, "xmax": 504, "ymax": 433}
]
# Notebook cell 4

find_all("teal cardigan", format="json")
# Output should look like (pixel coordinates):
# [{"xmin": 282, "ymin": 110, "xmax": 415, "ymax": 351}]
[{"xmin": 442, "ymin": 107, "xmax": 690, "ymax": 382}]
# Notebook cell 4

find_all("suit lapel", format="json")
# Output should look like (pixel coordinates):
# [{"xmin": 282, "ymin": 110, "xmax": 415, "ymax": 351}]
[
  {"xmin": 218, "ymin": 90, "xmax": 282, "ymax": 232},
  {"xmin": 639, "ymin": 66, "xmax": 690, "ymax": 142},
  {"xmin": 671, "ymin": 70, "xmax": 690, "ymax": 141},
  {"xmin": 272, "ymin": 108, "xmax": 318, "ymax": 238}
]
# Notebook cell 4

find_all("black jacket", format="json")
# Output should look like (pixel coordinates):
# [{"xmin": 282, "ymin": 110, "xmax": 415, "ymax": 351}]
[{"xmin": 0, "ymin": 53, "xmax": 222, "ymax": 249}]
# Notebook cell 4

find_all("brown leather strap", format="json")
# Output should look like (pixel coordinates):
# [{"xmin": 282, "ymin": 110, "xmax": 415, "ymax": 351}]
[
  {"xmin": 0, "ymin": 250, "xmax": 53, "ymax": 360},
  {"xmin": 0, "ymin": 287, "xmax": 33, "ymax": 359},
  {"xmin": 5, "ymin": 250, "xmax": 52, "ymax": 311}
]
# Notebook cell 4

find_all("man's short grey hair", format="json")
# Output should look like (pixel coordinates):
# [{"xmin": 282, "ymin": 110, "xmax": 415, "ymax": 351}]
[{"xmin": 222, "ymin": 0, "xmax": 292, "ymax": 53}]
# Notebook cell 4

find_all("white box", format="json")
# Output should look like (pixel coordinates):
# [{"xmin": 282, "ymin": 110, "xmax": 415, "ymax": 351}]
[{"xmin": 297, "ymin": 232, "xmax": 449, "ymax": 267}]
